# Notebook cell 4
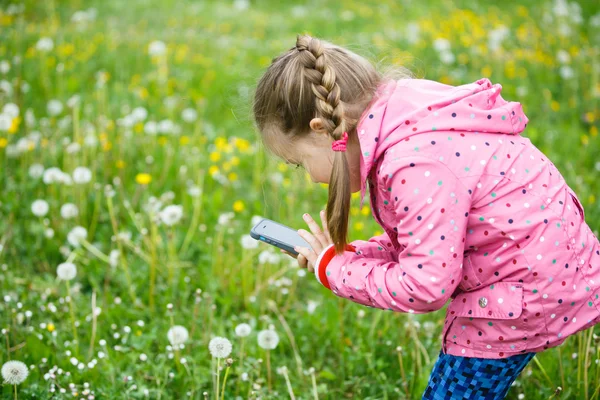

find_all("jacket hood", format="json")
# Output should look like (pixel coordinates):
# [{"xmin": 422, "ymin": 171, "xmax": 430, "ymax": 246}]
[{"xmin": 355, "ymin": 77, "xmax": 529, "ymax": 207}]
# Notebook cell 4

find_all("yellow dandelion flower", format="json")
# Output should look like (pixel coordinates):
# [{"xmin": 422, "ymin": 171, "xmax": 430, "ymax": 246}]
[
  {"xmin": 278, "ymin": 163, "xmax": 288, "ymax": 172},
  {"xmin": 158, "ymin": 137, "xmax": 168, "ymax": 146},
  {"xmin": 103, "ymin": 141, "xmax": 112, "ymax": 151},
  {"xmin": 209, "ymin": 165, "xmax": 219, "ymax": 176},
  {"xmin": 136, "ymin": 173, "xmax": 152, "ymax": 185},
  {"xmin": 99, "ymin": 133, "xmax": 108, "ymax": 141},
  {"xmin": 581, "ymin": 134, "xmax": 589, "ymax": 146},
  {"xmin": 0, "ymin": 138, "xmax": 7, "ymax": 148},
  {"xmin": 215, "ymin": 137, "xmax": 227, "ymax": 150},
  {"xmin": 550, "ymin": 101, "xmax": 560, "ymax": 112},
  {"xmin": 231, "ymin": 156, "xmax": 240, "ymax": 166},
  {"xmin": 233, "ymin": 200, "xmax": 245, "ymax": 212},
  {"xmin": 136, "ymin": 330, "xmax": 142, "ymax": 336},
  {"xmin": 210, "ymin": 151, "xmax": 221, "ymax": 162},
  {"xmin": 180, "ymin": 136, "xmax": 190, "ymax": 145},
  {"xmin": 116, "ymin": 160, "xmax": 126, "ymax": 169},
  {"xmin": 590, "ymin": 126, "xmax": 598, "ymax": 137},
  {"xmin": 361, "ymin": 207, "xmax": 370, "ymax": 216},
  {"xmin": 374, "ymin": 230, "xmax": 383, "ymax": 236},
  {"xmin": 228, "ymin": 172, "xmax": 238, "ymax": 181},
  {"xmin": 481, "ymin": 66, "xmax": 492, "ymax": 78},
  {"xmin": 8, "ymin": 116, "xmax": 20, "ymax": 134},
  {"xmin": 351, "ymin": 192, "xmax": 359, "ymax": 200},
  {"xmin": 354, "ymin": 222, "xmax": 364, "ymax": 231},
  {"xmin": 47, "ymin": 323, "xmax": 55, "ymax": 332},
  {"xmin": 584, "ymin": 112, "xmax": 595, "ymax": 123},
  {"xmin": 138, "ymin": 87, "xmax": 149, "ymax": 100},
  {"xmin": 41, "ymin": 138, "xmax": 48, "ymax": 147},
  {"xmin": 234, "ymin": 138, "xmax": 250, "ymax": 152},
  {"xmin": 589, "ymin": 194, "xmax": 596, "ymax": 205},
  {"xmin": 283, "ymin": 178, "xmax": 291, "ymax": 187},
  {"xmin": 350, "ymin": 206, "xmax": 359, "ymax": 217},
  {"xmin": 134, "ymin": 122, "xmax": 144, "ymax": 133}
]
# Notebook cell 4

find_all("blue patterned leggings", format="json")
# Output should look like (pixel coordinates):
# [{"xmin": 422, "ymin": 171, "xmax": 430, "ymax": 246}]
[{"xmin": 422, "ymin": 349, "xmax": 535, "ymax": 399}]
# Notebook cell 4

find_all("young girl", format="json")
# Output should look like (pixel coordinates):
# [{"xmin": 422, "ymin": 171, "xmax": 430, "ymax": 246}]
[{"xmin": 252, "ymin": 34, "xmax": 600, "ymax": 399}]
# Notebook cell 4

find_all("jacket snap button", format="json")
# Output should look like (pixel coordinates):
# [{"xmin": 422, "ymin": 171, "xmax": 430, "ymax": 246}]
[{"xmin": 479, "ymin": 297, "xmax": 488, "ymax": 308}]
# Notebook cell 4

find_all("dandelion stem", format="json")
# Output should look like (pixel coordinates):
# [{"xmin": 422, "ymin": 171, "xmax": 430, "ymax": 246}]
[
  {"xmin": 281, "ymin": 368, "xmax": 296, "ymax": 400},
  {"xmin": 179, "ymin": 169, "xmax": 205, "ymax": 256},
  {"xmin": 310, "ymin": 370, "xmax": 319, "ymax": 400},
  {"xmin": 66, "ymin": 280, "xmax": 79, "ymax": 348},
  {"xmin": 88, "ymin": 290, "xmax": 97, "ymax": 361},
  {"xmin": 215, "ymin": 357, "xmax": 221, "ymax": 400},
  {"xmin": 106, "ymin": 196, "xmax": 136, "ymax": 303},
  {"xmin": 266, "ymin": 349, "xmax": 272, "ymax": 392},
  {"xmin": 532, "ymin": 355, "xmax": 553, "ymax": 388},
  {"xmin": 220, "ymin": 364, "xmax": 231, "ymax": 400},
  {"xmin": 149, "ymin": 220, "xmax": 159, "ymax": 310},
  {"xmin": 14, "ymin": 384, "xmax": 17, "ymax": 400},
  {"xmin": 80, "ymin": 238, "xmax": 111, "ymax": 264},
  {"xmin": 397, "ymin": 350, "xmax": 409, "ymax": 398}
]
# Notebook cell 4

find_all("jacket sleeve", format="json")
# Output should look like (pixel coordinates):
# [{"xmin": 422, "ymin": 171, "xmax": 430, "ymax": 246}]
[{"xmin": 314, "ymin": 156, "xmax": 471, "ymax": 313}]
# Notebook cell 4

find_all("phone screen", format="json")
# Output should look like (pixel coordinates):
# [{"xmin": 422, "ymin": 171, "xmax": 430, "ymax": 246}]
[{"xmin": 250, "ymin": 218, "xmax": 311, "ymax": 255}]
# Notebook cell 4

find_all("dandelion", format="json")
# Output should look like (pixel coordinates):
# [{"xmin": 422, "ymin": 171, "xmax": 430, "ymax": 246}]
[
  {"xmin": 233, "ymin": 200, "xmax": 245, "ymax": 212},
  {"xmin": 307, "ymin": 300, "xmax": 319, "ymax": 314},
  {"xmin": 67, "ymin": 226, "xmax": 87, "ymax": 247},
  {"xmin": 159, "ymin": 205, "xmax": 183, "ymax": 226},
  {"xmin": 209, "ymin": 337, "xmax": 232, "ymax": 358},
  {"xmin": 47, "ymin": 99, "xmax": 63, "ymax": 116},
  {"xmin": 109, "ymin": 250, "xmax": 119, "ymax": 268},
  {"xmin": 72, "ymin": 166, "xmax": 92, "ymax": 184},
  {"xmin": 235, "ymin": 323, "xmax": 252, "ymax": 337},
  {"xmin": 0, "ymin": 114, "xmax": 12, "ymax": 131},
  {"xmin": 57, "ymin": 262, "xmax": 77, "ymax": 281},
  {"xmin": 2, "ymin": 360, "xmax": 28, "ymax": 399},
  {"xmin": 36, "ymin": 37, "xmax": 54, "ymax": 52},
  {"xmin": 148, "ymin": 40, "xmax": 167, "ymax": 56},
  {"xmin": 136, "ymin": 173, "xmax": 152, "ymax": 185},
  {"xmin": 167, "ymin": 326, "xmax": 189, "ymax": 346},
  {"xmin": 31, "ymin": 199, "xmax": 49, "ymax": 217},
  {"xmin": 60, "ymin": 203, "xmax": 79, "ymax": 219},
  {"xmin": 3, "ymin": 103, "xmax": 19, "ymax": 118},
  {"xmin": 181, "ymin": 108, "xmax": 197, "ymax": 123},
  {"xmin": 240, "ymin": 235, "xmax": 258, "ymax": 250},
  {"xmin": 258, "ymin": 329, "xmax": 279, "ymax": 392},
  {"xmin": 217, "ymin": 212, "xmax": 234, "ymax": 226}
]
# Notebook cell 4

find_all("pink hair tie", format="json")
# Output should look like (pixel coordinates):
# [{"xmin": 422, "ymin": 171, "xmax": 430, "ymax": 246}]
[{"xmin": 331, "ymin": 131, "xmax": 349, "ymax": 152}]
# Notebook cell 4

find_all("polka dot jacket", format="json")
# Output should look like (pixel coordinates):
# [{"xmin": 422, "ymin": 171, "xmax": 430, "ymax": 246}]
[{"xmin": 313, "ymin": 77, "xmax": 600, "ymax": 359}]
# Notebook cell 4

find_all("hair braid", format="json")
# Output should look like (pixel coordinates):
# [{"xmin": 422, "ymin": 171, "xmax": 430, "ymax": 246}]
[{"xmin": 296, "ymin": 34, "xmax": 352, "ymax": 254}]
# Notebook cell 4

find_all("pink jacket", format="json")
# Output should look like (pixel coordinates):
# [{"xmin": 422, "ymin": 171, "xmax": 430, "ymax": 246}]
[{"xmin": 314, "ymin": 77, "xmax": 600, "ymax": 358}]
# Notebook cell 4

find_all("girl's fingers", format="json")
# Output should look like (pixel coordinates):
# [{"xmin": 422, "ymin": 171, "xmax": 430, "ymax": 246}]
[
  {"xmin": 280, "ymin": 249, "xmax": 298, "ymax": 259},
  {"xmin": 302, "ymin": 213, "xmax": 330, "ymax": 249},
  {"xmin": 319, "ymin": 209, "xmax": 333, "ymax": 244},
  {"xmin": 297, "ymin": 229, "xmax": 323, "ymax": 255},
  {"xmin": 295, "ymin": 246, "xmax": 315, "ymax": 269}
]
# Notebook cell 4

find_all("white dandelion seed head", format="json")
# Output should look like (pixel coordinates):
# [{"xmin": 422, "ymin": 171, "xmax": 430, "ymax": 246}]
[
  {"xmin": 28, "ymin": 163, "xmax": 45, "ymax": 179},
  {"xmin": 2, "ymin": 103, "xmax": 19, "ymax": 118},
  {"xmin": 240, "ymin": 234, "xmax": 258, "ymax": 250},
  {"xmin": 208, "ymin": 336, "xmax": 232, "ymax": 358},
  {"xmin": 159, "ymin": 205, "xmax": 183, "ymax": 226},
  {"xmin": 47, "ymin": 99, "xmax": 63, "ymax": 116},
  {"xmin": 109, "ymin": 249, "xmax": 119, "ymax": 268},
  {"xmin": 234, "ymin": 323, "xmax": 252, "ymax": 337},
  {"xmin": 181, "ymin": 108, "xmax": 197, "ymax": 123},
  {"xmin": 67, "ymin": 226, "xmax": 88, "ymax": 247},
  {"xmin": 57, "ymin": 262, "xmax": 77, "ymax": 281},
  {"xmin": 148, "ymin": 40, "xmax": 167, "ymax": 56},
  {"xmin": 257, "ymin": 329, "xmax": 279, "ymax": 350},
  {"xmin": 72, "ymin": 166, "xmax": 92, "ymax": 184},
  {"xmin": 2, "ymin": 360, "xmax": 29, "ymax": 385},
  {"xmin": 60, "ymin": 203, "xmax": 79, "ymax": 220},
  {"xmin": 36, "ymin": 37, "xmax": 54, "ymax": 52},
  {"xmin": 167, "ymin": 325, "xmax": 189, "ymax": 346},
  {"xmin": 31, "ymin": 199, "xmax": 49, "ymax": 217}
]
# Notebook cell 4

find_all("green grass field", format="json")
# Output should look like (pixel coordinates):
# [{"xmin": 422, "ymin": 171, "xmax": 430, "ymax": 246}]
[{"xmin": 1, "ymin": 0, "xmax": 599, "ymax": 398}]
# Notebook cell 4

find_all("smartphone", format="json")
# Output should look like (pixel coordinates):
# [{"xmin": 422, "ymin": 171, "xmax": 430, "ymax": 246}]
[{"xmin": 250, "ymin": 218, "xmax": 311, "ymax": 256}]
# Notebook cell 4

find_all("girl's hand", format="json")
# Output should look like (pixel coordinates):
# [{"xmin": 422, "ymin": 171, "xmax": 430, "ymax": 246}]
[{"xmin": 279, "ymin": 210, "xmax": 332, "ymax": 273}]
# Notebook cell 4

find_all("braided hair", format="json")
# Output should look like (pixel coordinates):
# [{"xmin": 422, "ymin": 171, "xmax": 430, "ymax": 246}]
[{"xmin": 253, "ymin": 34, "xmax": 400, "ymax": 254}]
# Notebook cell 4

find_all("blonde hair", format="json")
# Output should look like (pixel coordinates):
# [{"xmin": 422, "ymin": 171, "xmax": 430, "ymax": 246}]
[{"xmin": 253, "ymin": 34, "xmax": 411, "ymax": 254}]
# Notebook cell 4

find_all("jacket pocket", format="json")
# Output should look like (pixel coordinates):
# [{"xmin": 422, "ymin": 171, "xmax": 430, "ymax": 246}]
[{"xmin": 445, "ymin": 282, "xmax": 528, "ymax": 352}]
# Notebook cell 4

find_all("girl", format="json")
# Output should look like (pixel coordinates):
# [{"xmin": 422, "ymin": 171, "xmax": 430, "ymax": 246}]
[{"xmin": 252, "ymin": 34, "xmax": 600, "ymax": 399}]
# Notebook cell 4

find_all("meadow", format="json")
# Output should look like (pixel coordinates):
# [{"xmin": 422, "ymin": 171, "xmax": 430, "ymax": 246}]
[{"xmin": 0, "ymin": 0, "xmax": 599, "ymax": 398}]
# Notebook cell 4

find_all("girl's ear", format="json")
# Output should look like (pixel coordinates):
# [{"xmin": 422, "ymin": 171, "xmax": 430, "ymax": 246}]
[{"xmin": 309, "ymin": 118, "xmax": 328, "ymax": 135}]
